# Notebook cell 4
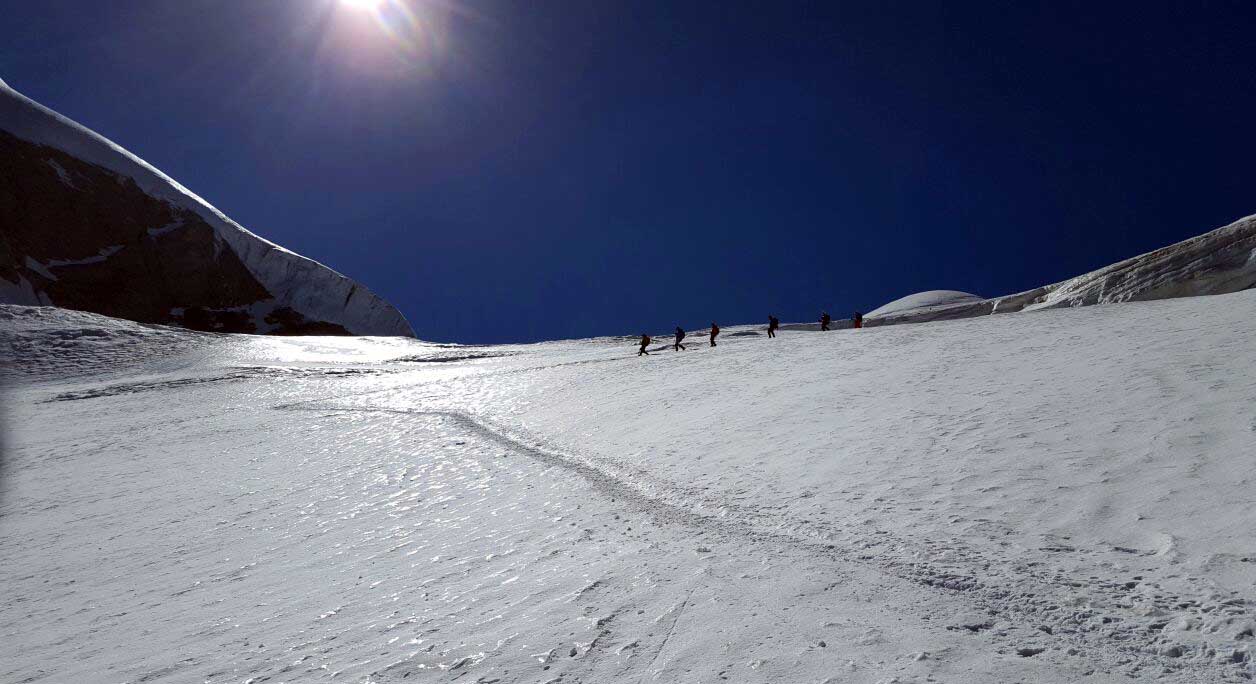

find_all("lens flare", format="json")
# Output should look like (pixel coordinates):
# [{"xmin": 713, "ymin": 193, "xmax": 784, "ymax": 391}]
[
  {"xmin": 364, "ymin": 0, "xmax": 439, "ymax": 67},
  {"xmin": 331, "ymin": 0, "xmax": 454, "ymax": 73},
  {"xmin": 339, "ymin": 0, "xmax": 442, "ymax": 68}
]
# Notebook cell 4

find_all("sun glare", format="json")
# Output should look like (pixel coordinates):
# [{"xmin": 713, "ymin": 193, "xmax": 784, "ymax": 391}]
[{"xmin": 330, "ymin": 0, "xmax": 443, "ymax": 71}]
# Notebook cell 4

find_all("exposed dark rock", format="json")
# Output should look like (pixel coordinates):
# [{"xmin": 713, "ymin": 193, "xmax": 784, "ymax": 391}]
[
  {"xmin": 0, "ymin": 130, "xmax": 344, "ymax": 335},
  {"xmin": 1, "ymin": 80, "xmax": 415, "ymax": 337}
]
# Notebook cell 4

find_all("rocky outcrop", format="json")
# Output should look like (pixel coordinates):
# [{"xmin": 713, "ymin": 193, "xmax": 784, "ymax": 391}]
[{"xmin": 0, "ymin": 80, "xmax": 415, "ymax": 337}]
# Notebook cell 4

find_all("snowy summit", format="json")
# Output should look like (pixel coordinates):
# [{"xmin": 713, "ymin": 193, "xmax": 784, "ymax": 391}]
[{"xmin": 866, "ymin": 290, "xmax": 985, "ymax": 318}]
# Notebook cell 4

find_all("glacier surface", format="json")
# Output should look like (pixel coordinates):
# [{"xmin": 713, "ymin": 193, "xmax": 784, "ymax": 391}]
[
  {"xmin": 2, "ymin": 293, "xmax": 1254, "ymax": 683},
  {"xmin": 866, "ymin": 214, "xmax": 1256, "ymax": 328}
]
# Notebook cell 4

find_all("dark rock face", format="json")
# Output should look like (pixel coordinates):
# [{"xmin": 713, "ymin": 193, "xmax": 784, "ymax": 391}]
[{"xmin": 0, "ymin": 130, "xmax": 347, "ymax": 335}]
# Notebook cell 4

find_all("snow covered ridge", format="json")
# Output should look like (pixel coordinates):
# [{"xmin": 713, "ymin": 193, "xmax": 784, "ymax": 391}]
[
  {"xmin": 0, "ymin": 79, "xmax": 415, "ymax": 337},
  {"xmin": 870, "ymin": 214, "xmax": 1256, "ymax": 324},
  {"xmin": 866, "ymin": 290, "xmax": 985, "ymax": 318}
]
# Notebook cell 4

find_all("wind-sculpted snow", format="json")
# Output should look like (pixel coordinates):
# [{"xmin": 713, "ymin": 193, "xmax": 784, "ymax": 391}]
[
  {"xmin": 0, "ymin": 305, "xmax": 202, "ymax": 379},
  {"xmin": 867, "ymin": 214, "xmax": 1256, "ymax": 327},
  {"xmin": 0, "ymin": 80, "xmax": 414, "ymax": 337},
  {"xmin": 866, "ymin": 290, "xmax": 985, "ymax": 318},
  {"xmin": 1025, "ymin": 214, "xmax": 1256, "ymax": 310},
  {"xmin": 4, "ymin": 299, "xmax": 1255, "ymax": 682}
]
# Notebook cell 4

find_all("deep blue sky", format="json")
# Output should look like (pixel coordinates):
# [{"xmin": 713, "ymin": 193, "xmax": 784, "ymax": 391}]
[{"xmin": 3, "ymin": 1, "xmax": 1255, "ymax": 342}]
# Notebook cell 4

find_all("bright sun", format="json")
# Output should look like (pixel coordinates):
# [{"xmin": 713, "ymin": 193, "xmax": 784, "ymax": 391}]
[{"xmin": 340, "ymin": 0, "xmax": 386, "ymax": 10}]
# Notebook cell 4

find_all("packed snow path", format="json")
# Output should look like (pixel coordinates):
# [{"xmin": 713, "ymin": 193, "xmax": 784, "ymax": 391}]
[{"xmin": 2, "ymin": 296, "xmax": 1254, "ymax": 683}]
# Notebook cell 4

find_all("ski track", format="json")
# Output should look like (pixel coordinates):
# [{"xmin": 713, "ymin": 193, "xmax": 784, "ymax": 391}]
[
  {"xmin": 277, "ymin": 390, "xmax": 1251, "ymax": 682},
  {"xmin": 41, "ymin": 366, "xmax": 398, "ymax": 403},
  {"xmin": 5, "ymin": 297, "xmax": 1256, "ymax": 682}
]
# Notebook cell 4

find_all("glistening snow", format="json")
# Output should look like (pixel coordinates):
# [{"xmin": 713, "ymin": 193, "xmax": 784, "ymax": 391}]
[{"xmin": 2, "ymin": 292, "xmax": 1253, "ymax": 683}]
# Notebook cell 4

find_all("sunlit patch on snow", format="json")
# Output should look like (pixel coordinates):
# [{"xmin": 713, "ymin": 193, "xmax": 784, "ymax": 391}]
[
  {"xmin": 5, "ymin": 294, "xmax": 1256, "ymax": 682},
  {"xmin": 390, "ymin": 351, "xmax": 505, "ymax": 363}
]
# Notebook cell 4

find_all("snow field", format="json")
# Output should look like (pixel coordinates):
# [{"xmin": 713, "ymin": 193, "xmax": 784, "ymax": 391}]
[{"xmin": 2, "ymin": 293, "xmax": 1254, "ymax": 682}]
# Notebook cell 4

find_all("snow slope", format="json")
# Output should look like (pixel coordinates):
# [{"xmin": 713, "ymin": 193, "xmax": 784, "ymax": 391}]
[
  {"xmin": 866, "ymin": 290, "xmax": 984, "ymax": 318},
  {"xmin": 3, "ymin": 294, "xmax": 1253, "ymax": 683},
  {"xmin": 1026, "ymin": 214, "xmax": 1256, "ymax": 310},
  {"xmin": 0, "ymin": 79, "xmax": 414, "ymax": 337},
  {"xmin": 866, "ymin": 214, "xmax": 1256, "ymax": 327}
]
